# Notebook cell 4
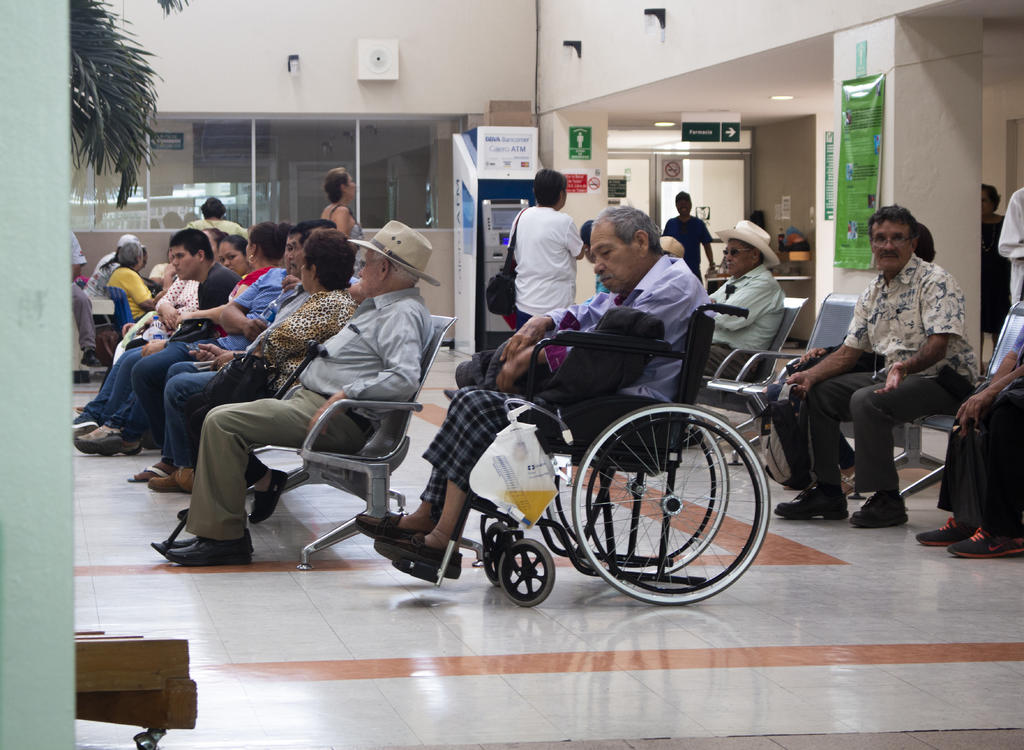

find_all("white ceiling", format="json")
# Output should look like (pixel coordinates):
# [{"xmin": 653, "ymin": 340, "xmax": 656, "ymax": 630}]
[{"xmin": 574, "ymin": 1, "xmax": 1024, "ymax": 138}]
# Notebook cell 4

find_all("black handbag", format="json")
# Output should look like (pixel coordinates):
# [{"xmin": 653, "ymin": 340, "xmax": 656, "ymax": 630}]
[
  {"xmin": 937, "ymin": 424, "xmax": 987, "ymax": 529},
  {"xmin": 485, "ymin": 210, "xmax": 524, "ymax": 316},
  {"xmin": 202, "ymin": 351, "xmax": 269, "ymax": 406},
  {"xmin": 168, "ymin": 317, "xmax": 217, "ymax": 343}
]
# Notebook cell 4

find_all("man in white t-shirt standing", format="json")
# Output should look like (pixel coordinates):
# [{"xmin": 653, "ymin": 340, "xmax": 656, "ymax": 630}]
[{"xmin": 513, "ymin": 168, "xmax": 583, "ymax": 328}]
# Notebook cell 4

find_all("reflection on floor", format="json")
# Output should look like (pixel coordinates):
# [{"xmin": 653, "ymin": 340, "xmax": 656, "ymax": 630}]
[{"xmin": 74, "ymin": 351, "xmax": 1024, "ymax": 749}]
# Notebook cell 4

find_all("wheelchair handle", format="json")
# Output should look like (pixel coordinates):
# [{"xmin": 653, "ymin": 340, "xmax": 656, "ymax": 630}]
[{"xmin": 699, "ymin": 302, "xmax": 749, "ymax": 318}]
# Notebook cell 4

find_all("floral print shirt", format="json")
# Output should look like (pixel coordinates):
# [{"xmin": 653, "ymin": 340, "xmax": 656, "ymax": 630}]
[{"xmin": 844, "ymin": 255, "xmax": 977, "ymax": 381}]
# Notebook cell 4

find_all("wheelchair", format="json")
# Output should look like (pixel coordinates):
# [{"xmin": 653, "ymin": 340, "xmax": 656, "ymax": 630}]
[{"xmin": 389, "ymin": 303, "xmax": 773, "ymax": 607}]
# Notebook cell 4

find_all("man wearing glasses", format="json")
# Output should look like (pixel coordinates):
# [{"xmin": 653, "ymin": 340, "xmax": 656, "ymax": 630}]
[
  {"xmin": 703, "ymin": 220, "xmax": 785, "ymax": 378},
  {"xmin": 779, "ymin": 205, "xmax": 976, "ymax": 529}
]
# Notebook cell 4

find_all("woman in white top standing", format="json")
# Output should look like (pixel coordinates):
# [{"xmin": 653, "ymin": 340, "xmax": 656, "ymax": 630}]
[{"xmin": 513, "ymin": 168, "xmax": 583, "ymax": 329}]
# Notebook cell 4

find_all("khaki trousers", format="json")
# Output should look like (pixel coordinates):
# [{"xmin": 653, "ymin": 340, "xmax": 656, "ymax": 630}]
[{"xmin": 186, "ymin": 388, "xmax": 367, "ymax": 540}]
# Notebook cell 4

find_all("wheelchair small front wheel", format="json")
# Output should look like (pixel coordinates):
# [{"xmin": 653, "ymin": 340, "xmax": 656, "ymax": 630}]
[
  {"xmin": 481, "ymin": 521, "xmax": 520, "ymax": 587},
  {"xmin": 498, "ymin": 539, "xmax": 555, "ymax": 607}
]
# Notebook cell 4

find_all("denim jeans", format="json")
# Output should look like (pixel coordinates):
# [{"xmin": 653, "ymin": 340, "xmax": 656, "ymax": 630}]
[
  {"xmin": 79, "ymin": 347, "xmax": 143, "ymax": 424},
  {"xmin": 131, "ymin": 341, "xmax": 206, "ymax": 450},
  {"xmin": 162, "ymin": 364, "xmax": 213, "ymax": 468}
]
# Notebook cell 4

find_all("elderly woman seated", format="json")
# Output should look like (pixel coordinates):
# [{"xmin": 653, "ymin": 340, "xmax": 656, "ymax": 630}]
[{"xmin": 96, "ymin": 238, "xmax": 156, "ymax": 320}]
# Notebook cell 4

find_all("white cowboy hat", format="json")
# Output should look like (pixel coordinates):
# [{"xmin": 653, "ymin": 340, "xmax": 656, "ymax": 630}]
[
  {"xmin": 716, "ymin": 220, "xmax": 780, "ymax": 269},
  {"xmin": 349, "ymin": 221, "xmax": 439, "ymax": 286}
]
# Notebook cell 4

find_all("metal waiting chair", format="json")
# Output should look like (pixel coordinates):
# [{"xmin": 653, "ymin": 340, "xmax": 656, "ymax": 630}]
[
  {"xmin": 699, "ymin": 293, "xmax": 856, "ymax": 434},
  {"xmin": 278, "ymin": 315, "xmax": 456, "ymax": 569},
  {"xmin": 899, "ymin": 301, "xmax": 1024, "ymax": 498}
]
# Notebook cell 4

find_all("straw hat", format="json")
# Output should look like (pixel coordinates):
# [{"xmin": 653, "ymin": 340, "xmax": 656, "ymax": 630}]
[
  {"xmin": 349, "ymin": 221, "xmax": 439, "ymax": 286},
  {"xmin": 659, "ymin": 236, "xmax": 685, "ymax": 258}
]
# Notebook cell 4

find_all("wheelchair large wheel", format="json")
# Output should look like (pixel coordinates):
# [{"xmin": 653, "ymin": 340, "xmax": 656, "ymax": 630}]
[{"xmin": 571, "ymin": 404, "xmax": 770, "ymax": 605}]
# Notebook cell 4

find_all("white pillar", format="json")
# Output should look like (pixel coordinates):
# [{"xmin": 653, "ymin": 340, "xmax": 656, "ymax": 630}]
[
  {"xmin": 832, "ymin": 17, "xmax": 983, "ymax": 353},
  {"xmin": 0, "ymin": 1, "xmax": 75, "ymax": 747},
  {"xmin": 543, "ymin": 110, "xmax": 609, "ymax": 303}
]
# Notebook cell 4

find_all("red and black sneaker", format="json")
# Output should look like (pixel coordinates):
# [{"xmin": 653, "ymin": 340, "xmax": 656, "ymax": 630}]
[
  {"xmin": 915, "ymin": 517, "xmax": 975, "ymax": 546},
  {"xmin": 947, "ymin": 528, "xmax": 1024, "ymax": 559}
]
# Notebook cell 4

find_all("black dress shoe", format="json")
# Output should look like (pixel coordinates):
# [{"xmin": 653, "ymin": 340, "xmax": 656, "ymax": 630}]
[
  {"xmin": 162, "ymin": 533, "xmax": 253, "ymax": 566},
  {"xmin": 249, "ymin": 470, "xmax": 288, "ymax": 524},
  {"xmin": 81, "ymin": 348, "xmax": 102, "ymax": 367},
  {"xmin": 152, "ymin": 530, "xmax": 254, "ymax": 557},
  {"xmin": 850, "ymin": 491, "xmax": 907, "ymax": 528},
  {"xmin": 774, "ymin": 485, "xmax": 848, "ymax": 520}
]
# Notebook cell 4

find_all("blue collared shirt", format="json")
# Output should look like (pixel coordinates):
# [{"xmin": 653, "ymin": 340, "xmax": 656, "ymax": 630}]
[
  {"xmin": 216, "ymin": 267, "xmax": 286, "ymax": 350},
  {"xmin": 546, "ymin": 255, "xmax": 711, "ymax": 401}
]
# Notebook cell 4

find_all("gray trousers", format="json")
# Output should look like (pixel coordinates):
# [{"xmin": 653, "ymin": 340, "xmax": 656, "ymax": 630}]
[
  {"xmin": 186, "ymin": 388, "xmax": 367, "ymax": 540},
  {"xmin": 72, "ymin": 283, "xmax": 95, "ymax": 350},
  {"xmin": 806, "ymin": 371, "xmax": 960, "ymax": 492}
]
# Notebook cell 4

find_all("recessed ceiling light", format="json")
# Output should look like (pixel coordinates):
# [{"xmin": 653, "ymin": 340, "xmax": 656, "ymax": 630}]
[
  {"xmin": 653, "ymin": 121, "xmax": 676, "ymax": 127},
  {"xmin": 770, "ymin": 95, "xmax": 794, "ymax": 101}
]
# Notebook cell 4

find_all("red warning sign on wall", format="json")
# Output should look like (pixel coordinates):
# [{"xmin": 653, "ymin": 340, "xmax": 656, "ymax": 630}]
[{"xmin": 566, "ymin": 173, "xmax": 588, "ymax": 193}]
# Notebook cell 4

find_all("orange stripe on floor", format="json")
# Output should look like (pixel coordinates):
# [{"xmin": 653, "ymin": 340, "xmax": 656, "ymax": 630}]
[
  {"xmin": 414, "ymin": 403, "xmax": 449, "ymax": 427},
  {"xmin": 208, "ymin": 642, "xmax": 1024, "ymax": 683}
]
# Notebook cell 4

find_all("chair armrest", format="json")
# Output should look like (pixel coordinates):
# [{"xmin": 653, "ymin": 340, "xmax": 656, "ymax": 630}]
[
  {"xmin": 301, "ymin": 398, "xmax": 422, "ymax": 453},
  {"xmin": 712, "ymin": 349, "xmax": 798, "ymax": 385}
]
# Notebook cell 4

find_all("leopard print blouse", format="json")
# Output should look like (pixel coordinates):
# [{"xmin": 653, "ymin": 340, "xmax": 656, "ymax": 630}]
[{"xmin": 264, "ymin": 289, "xmax": 357, "ymax": 391}]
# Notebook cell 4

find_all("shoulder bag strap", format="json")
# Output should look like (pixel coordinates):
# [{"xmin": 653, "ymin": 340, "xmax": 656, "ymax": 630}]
[{"xmin": 503, "ymin": 207, "xmax": 528, "ymax": 275}]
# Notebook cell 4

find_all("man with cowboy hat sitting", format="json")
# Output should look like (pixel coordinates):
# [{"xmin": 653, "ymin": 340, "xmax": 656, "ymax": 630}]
[
  {"xmin": 702, "ymin": 220, "xmax": 785, "ymax": 378},
  {"xmin": 154, "ymin": 221, "xmax": 439, "ymax": 566}
]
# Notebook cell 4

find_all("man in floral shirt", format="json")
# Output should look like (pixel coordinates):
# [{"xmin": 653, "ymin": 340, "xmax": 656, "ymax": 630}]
[{"xmin": 779, "ymin": 205, "xmax": 977, "ymax": 528}]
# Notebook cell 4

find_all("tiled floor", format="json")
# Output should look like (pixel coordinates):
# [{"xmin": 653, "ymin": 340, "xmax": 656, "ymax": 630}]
[{"xmin": 74, "ymin": 352, "xmax": 1024, "ymax": 749}]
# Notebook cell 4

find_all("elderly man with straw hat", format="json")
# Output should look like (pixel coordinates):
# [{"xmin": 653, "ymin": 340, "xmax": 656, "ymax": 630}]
[
  {"xmin": 699, "ymin": 220, "xmax": 784, "ymax": 378},
  {"xmin": 154, "ymin": 221, "xmax": 439, "ymax": 566}
]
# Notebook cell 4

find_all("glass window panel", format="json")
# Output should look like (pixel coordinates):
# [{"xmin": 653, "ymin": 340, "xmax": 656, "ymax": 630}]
[
  {"xmin": 253, "ymin": 119, "xmax": 357, "ymax": 225},
  {"xmin": 358, "ymin": 118, "xmax": 458, "ymax": 229},
  {"xmin": 149, "ymin": 118, "xmax": 253, "ymax": 230}
]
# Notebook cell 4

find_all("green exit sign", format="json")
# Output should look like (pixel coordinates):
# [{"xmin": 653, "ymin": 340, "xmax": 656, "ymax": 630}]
[
  {"xmin": 682, "ymin": 122, "xmax": 720, "ymax": 142},
  {"xmin": 682, "ymin": 121, "xmax": 740, "ymax": 143}
]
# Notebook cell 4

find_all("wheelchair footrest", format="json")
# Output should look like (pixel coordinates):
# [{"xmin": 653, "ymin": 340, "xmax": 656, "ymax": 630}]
[{"xmin": 391, "ymin": 557, "xmax": 461, "ymax": 581}]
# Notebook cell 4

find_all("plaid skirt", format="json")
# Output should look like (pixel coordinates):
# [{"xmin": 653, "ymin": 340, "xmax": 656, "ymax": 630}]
[{"xmin": 421, "ymin": 388, "xmax": 512, "ymax": 508}]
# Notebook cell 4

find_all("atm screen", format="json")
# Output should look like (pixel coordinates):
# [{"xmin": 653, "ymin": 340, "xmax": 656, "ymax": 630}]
[{"xmin": 490, "ymin": 207, "xmax": 522, "ymax": 230}]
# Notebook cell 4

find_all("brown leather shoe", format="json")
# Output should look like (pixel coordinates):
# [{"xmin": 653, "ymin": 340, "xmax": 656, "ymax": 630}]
[
  {"xmin": 175, "ymin": 467, "xmax": 194, "ymax": 493},
  {"xmin": 148, "ymin": 468, "xmax": 194, "ymax": 494}
]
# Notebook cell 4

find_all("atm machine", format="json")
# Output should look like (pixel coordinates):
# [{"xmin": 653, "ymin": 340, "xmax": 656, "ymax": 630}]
[
  {"xmin": 480, "ymin": 198, "xmax": 528, "ymax": 349},
  {"xmin": 452, "ymin": 126, "xmax": 537, "ymax": 353}
]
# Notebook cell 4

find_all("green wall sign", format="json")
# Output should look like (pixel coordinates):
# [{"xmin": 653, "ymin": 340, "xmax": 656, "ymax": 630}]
[{"xmin": 568, "ymin": 126, "xmax": 592, "ymax": 160}]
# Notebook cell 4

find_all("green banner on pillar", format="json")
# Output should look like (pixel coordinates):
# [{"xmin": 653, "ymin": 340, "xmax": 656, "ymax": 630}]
[{"xmin": 834, "ymin": 73, "xmax": 884, "ymax": 270}]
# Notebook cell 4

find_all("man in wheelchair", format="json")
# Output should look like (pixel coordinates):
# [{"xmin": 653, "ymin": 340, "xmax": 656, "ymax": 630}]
[
  {"xmin": 153, "ymin": 222, "xmax": 439, "ymax": 566},
  {"xmin": 360, "ymin": 206, "xmax": 712, "ymax": 578}
]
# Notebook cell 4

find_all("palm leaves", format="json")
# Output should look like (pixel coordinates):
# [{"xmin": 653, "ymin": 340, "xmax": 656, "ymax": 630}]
[{"xmin": 70, "ymin": 0, "xmax": 188, "ymax": 208}]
